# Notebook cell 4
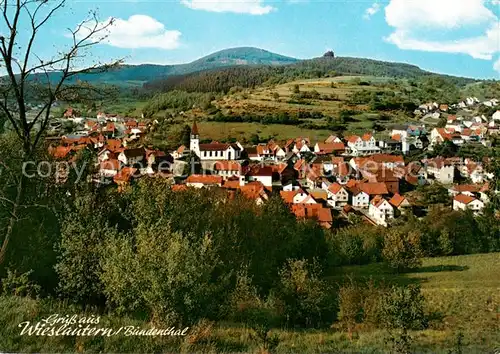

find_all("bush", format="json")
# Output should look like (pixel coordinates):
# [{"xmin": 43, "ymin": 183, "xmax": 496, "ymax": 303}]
[
  {"xmin": 382, "ymin": 229, "xmax": 423, "ymax": 272},
  {"xmin": 276, "ymin": 259, "xmax": 334, "ymax": 328},
  {"xmin": 380, "ymin": 284, "xmax": 427, "ymax": 353},
  {"xmin": 1, "ymin": 269, "xmax": 40, "ymax": 298}
]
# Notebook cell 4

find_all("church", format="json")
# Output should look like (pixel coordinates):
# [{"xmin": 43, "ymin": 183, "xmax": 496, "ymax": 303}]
[{"xmin": 189, "ymin": 122, "xmax": 243, "ymax": 161}]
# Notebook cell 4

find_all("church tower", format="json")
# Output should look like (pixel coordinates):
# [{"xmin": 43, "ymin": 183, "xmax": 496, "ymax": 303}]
[{"xmin": 190, "ymin": 121, "xmax": 200, "ymax": 156}]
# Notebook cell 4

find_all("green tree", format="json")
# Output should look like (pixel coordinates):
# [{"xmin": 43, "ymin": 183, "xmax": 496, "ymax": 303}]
[
  {"xmin": 276, "ymin": 259, "xmax": 333, "ymax": 328},
  {"xmin": 382, "ymin": 229, "xmax": 423, "ymax": 272},
  {"xmin": 100, "ymin": 223, "xmax": 230, "ymax": 324},
  {"xmin": 381, "ymin": 284, "xmax": 427, "ymax": 353}
]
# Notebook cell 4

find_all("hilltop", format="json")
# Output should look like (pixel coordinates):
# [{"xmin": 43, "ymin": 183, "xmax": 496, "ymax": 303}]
[
  {"xmin": 29, "ymin": 47, "xmax": 478, "ymax": 89},
  {"xmin": 33, "ymin": 47, "xmax": 299, "ymax": 87}
]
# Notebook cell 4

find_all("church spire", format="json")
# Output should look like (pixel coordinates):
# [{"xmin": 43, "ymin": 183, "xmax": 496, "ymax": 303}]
[{"xmin": 191, "ymin": 121, "xmax": 199, "ymax": 136}]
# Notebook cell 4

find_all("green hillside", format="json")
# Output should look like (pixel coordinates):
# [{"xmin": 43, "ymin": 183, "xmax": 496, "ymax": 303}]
[
  {"xmin": 30, "ymin": 47, "xmax": 299, "ymax": 86},
  {"xmin": 143, "ymin": 56, "xmax": 477, "ymax": 93}
]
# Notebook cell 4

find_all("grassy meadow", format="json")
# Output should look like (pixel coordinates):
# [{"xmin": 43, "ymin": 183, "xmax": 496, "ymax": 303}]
[{"xmin": 1, "ymin": 253, "xmax": 498, "ymax": 353}]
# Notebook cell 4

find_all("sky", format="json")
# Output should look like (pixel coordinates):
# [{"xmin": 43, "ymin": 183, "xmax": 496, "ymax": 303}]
[{"xmin": 9, "ymin": 0, "xmax": 500, "ymax": 79}]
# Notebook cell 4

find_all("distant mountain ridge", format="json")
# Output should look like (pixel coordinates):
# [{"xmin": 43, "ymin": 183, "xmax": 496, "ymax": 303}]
[
  {"xmin": 28, "ymin": 46, "xmax": 476, "ymax": 88},
  {"xmin": 40, "ymin": 47, "xmax": 299, "ymax": 86}
]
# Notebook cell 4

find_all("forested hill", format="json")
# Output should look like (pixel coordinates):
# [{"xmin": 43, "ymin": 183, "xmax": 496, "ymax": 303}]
[
  {"xmin": 143, "ymin": 57, "xmax": 477, "ymax": 93},
  {"xmin": 29, "ymin": 47, "xmax": 299, "ymax": 86}
]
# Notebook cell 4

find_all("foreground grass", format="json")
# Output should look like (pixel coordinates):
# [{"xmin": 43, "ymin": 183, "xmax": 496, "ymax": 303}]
[{"xmin": 1, "ymin": 253, "xmax": 499, "ymax": 353}]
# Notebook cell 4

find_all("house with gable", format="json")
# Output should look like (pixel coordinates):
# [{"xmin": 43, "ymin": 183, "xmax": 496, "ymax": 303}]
[
  {"xmin": 326, "ymin": 182, "xmax": 349, "ymax": 209},
  {"xmin": 345, "ymin": 133, "xmax": 380, "ymax": 156},
  {"xmin": 453, "ymin": 194, "xmax": 484, "ymax": 213},
  {"xmin": 347, "ymin": 185, "xmax": 370, "ymax": 208},
  {"xmin": 368, "ymin": 195, "xmax": 394, "ymax": 226}
]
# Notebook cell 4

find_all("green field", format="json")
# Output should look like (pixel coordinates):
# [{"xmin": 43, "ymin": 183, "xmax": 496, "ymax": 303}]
[
  {"xmin": 1, "ymin": 253, "xmax": 498, "ymax": 353},
  {"xmin": 197, "ymin": 121, "xmax": 333, "ymax": 142}
]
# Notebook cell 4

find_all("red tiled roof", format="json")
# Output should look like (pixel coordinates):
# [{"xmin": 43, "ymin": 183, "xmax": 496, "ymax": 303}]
[
  {"xmin": 213, "ymin": 161, "xmax": 242, "ymax": 172},
  {"xmin": 113, "ymin": 167, "xmax": 137, "ymax": 183},
  {"xmin": 328, "ymin": 182, "xmax": 344, "ymax": 194},
  {"xmin": 240, "ymin": 181, "xmax": 268, "ymax": 201},
  {"xmin": 331, "ymin": 156, "xmax": 344, "ymax": 165},
  {"xmin": 318, "ymin": 208, "xmax": 333, "ymax": 223},
  {"xmin": 435, "ymin": 128, "xmax": 453, "ymax": 141},
  {"xmin": 280, "ymin": 190, "xmax": 299, "ymax": 204},
  {"xmin": 186, "ymin": 174, "xmax": 222, "ymax": 185},
  {"xmin": 389, "ymin": 193, "xmax": 408, "ymax": 208},
  {"xmin": 362, "ymin": 133, "xmax": 373, "ymax": 141},
  {"xmin": 172, "ymin": 184, "xmax": 188, "ymax": 192},
  {"xmin": 452, "ymin": 184, "xmax": 481, "ymax": 193},
  {"xmin": 454, "ymin": 194, "xmax": 476, "ymax": 204},
  {"xmin": 106, "ymin": 139, "xmax": 122, "ymax": 151},
  {"xmin": 370, "ymin": 195, "xmax": 386, "ymax": 208},
  {"xmin": 358, "ymin": 182, "xmax": 389, "ymax": 195},
  {"xmin": 222, "ymin": 179, "xmax": 241, "ymax": 189},
  {"xmin": 346, "ymin": 135, "xmax": 360, "ymax": 144},
  {"xmin": 51, "ymin": 146, "xmax": 72, "ymax": 158},
  {"xmin": 273, "ymin": 163, "xmax": 288, "ymax": 174},
  {"xmin": 291, "ymin": 204, "xmax": 332, "ymax": 223},
  {"xmin": 371, "ymin": 154, "xmax": 405, "ymax": 164},
  {"xmin": 100, "ymin": 159, "xmax": 120, "ymax": 171},
  {"xmin": 246, "ymin": 165, "xmax": 273, "ymax": 177},
  {"xmin": 316, "ymin": 142, "xmax": 345, "ymax": 153}
]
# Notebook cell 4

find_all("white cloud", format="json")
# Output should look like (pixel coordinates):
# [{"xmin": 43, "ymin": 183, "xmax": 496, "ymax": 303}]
[
  {"xmin": 386, "ymin": 24, "xmax": 500, "ymax": 60},
  {"xmin": 494, "ymin": 58, "xmax": 500, "ymax": 73},
  {"xmin": 383, "ymin": 0, "xmax": 500, "ymax": 71},
  {"xmin": 181, "ymin": 0, "xmax": 274, "ymax": 15},
  {"xmin": 364, "ymin": 3, "xmax": 380, "ymax": 20},
  {"xmin": 385, "ymin": 0, "xmax": 496, "ymax": 30},
  {"xmin": 79, "ymin": 15, "xmax": 181, "ymax": 50}
]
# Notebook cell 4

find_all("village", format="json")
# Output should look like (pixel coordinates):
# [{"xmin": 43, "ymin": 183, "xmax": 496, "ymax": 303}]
[{"xmin": 48, "ymin": 97, "xmax": 499, "ymax": 229}]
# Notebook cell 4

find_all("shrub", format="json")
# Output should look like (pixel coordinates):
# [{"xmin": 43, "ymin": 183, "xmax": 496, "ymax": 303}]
[
  {"xmin": 382, "ymin": 229, "xmax": 423, "ymax": 272},
  {"xmin": 276, "ymin": 259, "xmax": 334, "ymax": 328},
  {"xmin": 380, "ymin": 284, "xmax": 427, "ymax": 353},
  {"xmin": 1, "ymin": 269, "xmax": 40, "ymax": 298}
]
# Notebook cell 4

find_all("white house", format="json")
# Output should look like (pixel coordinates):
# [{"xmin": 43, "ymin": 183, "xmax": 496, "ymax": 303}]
[
  {"xmin": 327, "ymin": 183, "xmax": 349, "ymax": 208},
  {"xmin": 212, "ymin": 161, "xmax": 244, "ymax": 179},
  {"xmin": 280, "ymin": 189, "xmax": 317, "ymax": 204},
  {"xmin": 245, "ymin": 166, "xmax": 273, "ymax": 187},
  {"xmin": 453, "ymin": 194, "xmax": 484, "ymax": 213},
  {"xmin": 368, "ymin": 196, "xmax": 394, "ymax": 226},
  {"xmin": 426, "ymin": 161, "xmax": 455, "ymax": 184},
  {"xmin": 345, "ymin": 133, "xmax": 380, "ymax": 156},
  {"xmin": 492, "ymin": 111, "xmax": 500, "ymax": 121},
  {"xmin": 292, "ymin": 139, "xmax": 312, "ymax": 155},
  {"xmin": 99, "ymin": 159, "xmax": 120, "ymax": 177},
  {"xmin": 349, "ymin": 187, "xmax": 370, "ymax": 208}
]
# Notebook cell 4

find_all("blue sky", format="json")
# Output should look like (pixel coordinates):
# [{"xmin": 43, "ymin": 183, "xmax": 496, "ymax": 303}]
[{"xmin": 20, "ymin": 0, "xmax": 500, "ymax": 79}]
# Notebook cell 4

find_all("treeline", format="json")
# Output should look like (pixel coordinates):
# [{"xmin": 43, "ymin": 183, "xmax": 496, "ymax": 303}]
[
  {"xmin": 144, "ymin": 66, "xmax": 276, "ymax": 93},
  {"xmin": 142, "ymin": 57, "xmax": 476, "ymax": 94},
  {"xmin": 142, "ymin": 90, "xmax": 219, "ymax": 117}
]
